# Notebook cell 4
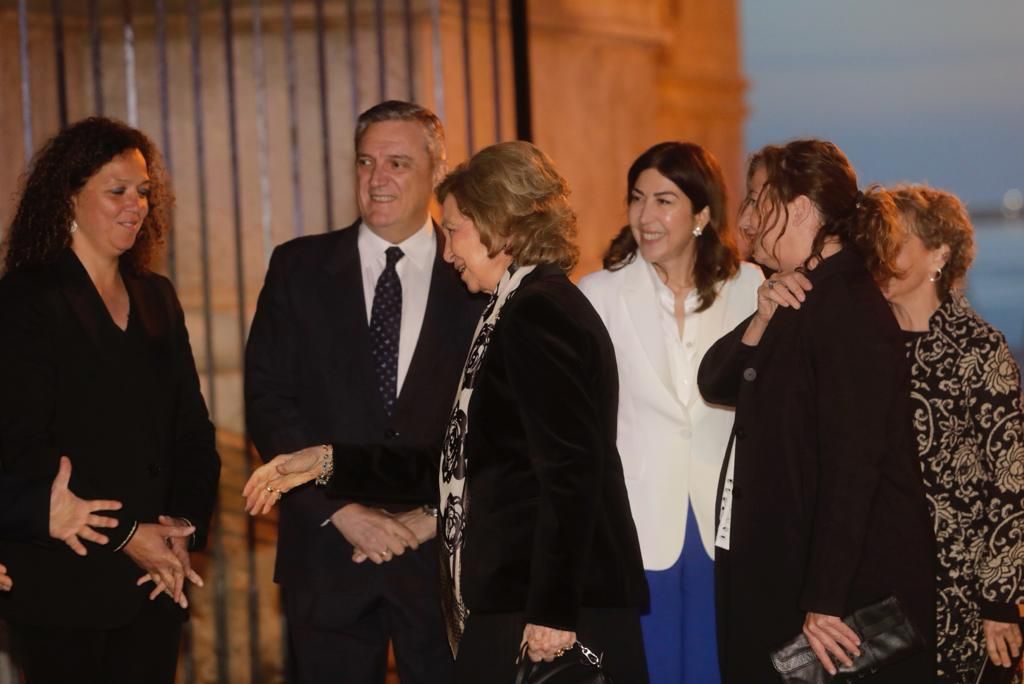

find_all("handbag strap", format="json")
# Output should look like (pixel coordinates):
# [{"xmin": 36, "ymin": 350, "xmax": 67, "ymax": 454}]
[{"xmin": 514, "ymin": 641, "xmax": 606, "ymax": 684}]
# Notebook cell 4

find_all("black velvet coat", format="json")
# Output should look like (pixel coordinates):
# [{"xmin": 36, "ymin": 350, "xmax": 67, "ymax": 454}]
[
  {"xmin": 0, "ymin": 250, "xmax": 221, "ymax": 629},
  {"xmin": 698, "ymin": 248, "xmax": 936, "ymax": 683},
  {"xmin": 455, "ymin": 264, "xmax": 649, "ymax": 631}
]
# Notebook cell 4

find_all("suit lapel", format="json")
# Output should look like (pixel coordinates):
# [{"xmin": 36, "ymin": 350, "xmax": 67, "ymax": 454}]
[
  {"xmin": 620, "ymin": 258, "xmax": 676, "ymax": 402},
  {"xmin": 55, "ymin": 250, "xmax": 116, "ymax": 364},
  {"xmin": 320, "ymin": 224, "xmax": 389, "ymax": 420},
  {"xmin": 392, "ymin": 229, "xmax": 464, "ymax": 424},
  {"xmin": 122, "ymin": 272, "xmax": 170, "ymax": 341},
  {"xmin": 685, "ymin": 278, "xmax": 734, "ymax": 409}
]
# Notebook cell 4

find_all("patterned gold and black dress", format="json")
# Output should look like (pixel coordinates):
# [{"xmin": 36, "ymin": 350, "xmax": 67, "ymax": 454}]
[{"xmin": 906, "ymin": 293, "xmax": 1024, "ymax": 682}]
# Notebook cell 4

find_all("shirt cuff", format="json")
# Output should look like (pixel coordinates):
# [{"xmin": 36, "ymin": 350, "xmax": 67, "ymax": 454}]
[{"xmin": 113, "ymin": 520, "xmax": 139, "ymax": 552}]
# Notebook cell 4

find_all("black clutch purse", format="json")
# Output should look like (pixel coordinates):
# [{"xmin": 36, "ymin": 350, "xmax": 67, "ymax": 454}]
[
  {"xmin": 974, "ymin": 653, "xmax": 1024, "ymax": 684},
  {"xmin": 514, "ymin": 641, "xmax": 614, "ymax": 684},
  {"xmin": 770, "ymin": 596, "xmax": 924, "ymax": 683}
]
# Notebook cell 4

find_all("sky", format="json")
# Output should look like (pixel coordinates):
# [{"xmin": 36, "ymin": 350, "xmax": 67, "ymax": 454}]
[{"xmin": 741, "ymin": 0, "xmax": 1024, "ymax": 211}]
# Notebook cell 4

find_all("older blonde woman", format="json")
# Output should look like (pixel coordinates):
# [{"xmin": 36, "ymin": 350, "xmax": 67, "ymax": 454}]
[
  {"xmin": 246, "ymin": 141, "xmax": 649, "ymax": 683},
  {"xmin": 885, "ymin": 185, "xmax": 1024, "ymax": 683}
]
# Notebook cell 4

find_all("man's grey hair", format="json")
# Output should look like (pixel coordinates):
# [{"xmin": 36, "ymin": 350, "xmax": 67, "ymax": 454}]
[{"xmin": 354, "ymin": 100, "xmax": 447, "ymax": 168}]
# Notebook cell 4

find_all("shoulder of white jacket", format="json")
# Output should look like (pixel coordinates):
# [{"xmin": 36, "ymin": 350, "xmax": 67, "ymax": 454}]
[
  {"xmin": 735, "ymin": 261, "xmax": 766, "ymax": 288},
  {"xmin": 577, "ymin": 264, "xmax": 627, "ymax": 297}
]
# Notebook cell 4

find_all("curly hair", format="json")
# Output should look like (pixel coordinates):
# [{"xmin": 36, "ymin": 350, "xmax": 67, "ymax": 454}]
[
  {"xmin": 889, "ymin": 184, "xmax": 975, "ymax": 300},
  {"xmin": 745, "ymin": 139, "xmax": 900, "ymax": 283},
  {"xmin": 603, "ymin": 142, "xmax": 739, "ymax": 312},
  {"xmin": 2, "ymin": 116, "xmax": 172, "ymax": 275},
  {"xmin": 436, "ymin": 141, "xmax": 579, "ymax": 272}
]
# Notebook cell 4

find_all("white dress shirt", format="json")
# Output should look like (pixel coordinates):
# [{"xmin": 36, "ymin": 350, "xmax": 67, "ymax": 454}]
[
  {"xmin": 357, "ymin": 218, "xmax": 435, "ymax": 394},
  {"xmin": 649, "ymin": 265, "xmax": 702, "ymax": 407}
]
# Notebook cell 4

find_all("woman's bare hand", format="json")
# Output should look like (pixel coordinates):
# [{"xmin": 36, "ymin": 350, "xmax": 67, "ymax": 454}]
[
  {"xmin": 803, "ymin": 612, "xmax": 861, "ymax": 675},
  {"xmin": 984, "ymin": 619, "xmax": 1023, "ymax": 668},
  {"xmin": 242, "ymin": 447, "xmax": 323, "ymax": 515},
  {"xmin": 521, "ymin": 623, "xmax": 577, "ymax": 663},
  {"xmin": 743, "ymin": 270, "xmax": 813, "ymax": 346},
  {"xmin": 49, "ymin": 456, "xmax": 123, "ymax": 556}
]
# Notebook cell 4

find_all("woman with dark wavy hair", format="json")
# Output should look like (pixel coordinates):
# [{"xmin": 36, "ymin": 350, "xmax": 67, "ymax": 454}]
[
  {"xmin": 578, "ymin": 142, "xmax": 761, "ymax": 684},
  {"xmin": 698, "ymin": 139, "xmax": 935, "ymax": 682},
  {"xmin": 0, "ymin": 117, "xmax": 220, "ymax": 683},
  {"xmin": 885, "ymin": 185, "xmax": 1024, "ymax": 682}
]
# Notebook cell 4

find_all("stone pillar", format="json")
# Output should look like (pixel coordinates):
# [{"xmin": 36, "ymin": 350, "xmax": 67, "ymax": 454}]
[{"xmin": 527, "ymin": 0, "xmax": 746, "ymax": 276}]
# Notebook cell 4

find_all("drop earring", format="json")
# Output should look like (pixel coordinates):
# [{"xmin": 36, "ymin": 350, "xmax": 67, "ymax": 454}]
[
  {"xmin": 928, "ymin": 267, "xmax": 942, "ymax": 283},
  {"xmin": 70, "ymin": 219, "xmax": 79, "ymax": 234},
  {"xmin": 692, "ymin": 224, "xmax": 703, "ymax": 237}
]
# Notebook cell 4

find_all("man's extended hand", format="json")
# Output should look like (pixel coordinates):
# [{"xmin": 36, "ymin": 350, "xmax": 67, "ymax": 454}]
[{"xmin": 330, "ymin": 503, "xmax": 419, "ymax": 565}]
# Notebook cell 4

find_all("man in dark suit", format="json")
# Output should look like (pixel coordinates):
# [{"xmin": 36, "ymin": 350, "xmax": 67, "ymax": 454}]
[{"xmin": 245, "ymin": 101, "xmax": 484, "ymax": 684}]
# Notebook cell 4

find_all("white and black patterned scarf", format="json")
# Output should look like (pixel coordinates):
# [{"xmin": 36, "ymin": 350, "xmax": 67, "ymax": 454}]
[{"xmin": 439, "ymin": 263, "xmax": 536, "ymax": 654}]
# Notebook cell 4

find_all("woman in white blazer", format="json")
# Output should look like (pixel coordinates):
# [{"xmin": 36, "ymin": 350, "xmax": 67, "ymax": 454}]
[{"xmin": 579, "ymin": 142, "xmax": 761, "ymax": 684}]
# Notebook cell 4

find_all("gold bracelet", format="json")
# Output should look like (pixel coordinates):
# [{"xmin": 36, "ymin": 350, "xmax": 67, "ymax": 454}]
[{"xmin": 315, "ymin": 444, "xmax": 334, "ymax": 486}]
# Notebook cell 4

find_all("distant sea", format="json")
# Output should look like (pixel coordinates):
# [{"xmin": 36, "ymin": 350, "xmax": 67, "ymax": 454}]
[{"xmin": 966, "ymin": 217, "xmax": 1024, "ymax": 364}]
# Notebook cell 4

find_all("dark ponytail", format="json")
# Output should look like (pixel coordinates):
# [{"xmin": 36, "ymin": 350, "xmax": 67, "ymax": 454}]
[{"xmin": 750, "ymin": 140, "xmax": 899, "ymax": 283}]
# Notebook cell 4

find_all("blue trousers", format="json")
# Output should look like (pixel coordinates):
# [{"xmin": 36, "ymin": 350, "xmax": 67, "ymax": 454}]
[{"xmin": 640, "ymin": 503, "xmax": 721, "ymax": 684}]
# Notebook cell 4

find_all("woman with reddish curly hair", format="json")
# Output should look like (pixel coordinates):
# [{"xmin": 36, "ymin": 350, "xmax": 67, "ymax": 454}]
[
  {"xmin": 885, "ymin": 185, "xmax": 1024, "ymax": 682},
  {"xmin": 698, "ymin": 139, "xmax": 935, "ymax": 682},
  {"xmin": 0, "ymin": 117, "xmax": 220, "ymax": 683}
]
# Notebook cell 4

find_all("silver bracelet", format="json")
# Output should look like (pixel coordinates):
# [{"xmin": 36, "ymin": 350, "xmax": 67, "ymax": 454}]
[
  {"xmin": 421, "ymin": 504, "xmax": 440, "ymax": 518},
  {"xmin": 314, "ymin": 444, "xmax": 334, "ymax": 486}
]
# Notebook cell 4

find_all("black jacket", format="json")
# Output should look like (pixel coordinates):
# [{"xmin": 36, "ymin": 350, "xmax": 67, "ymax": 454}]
[
  {"xmin": 0, "ymin": 475, "xmax": 49, "ymax": 543},
  {"xmin": 0, "ymin": 250, "xmax": 221, "ymax": 628},
  {"xmin": 454, "ymin": 264, "xmax": 648, "ymax": 631},
  {"xmin": 698, "ymin": 248, "xmax": 936, "ymax": 683},
  {"xmin": 244, "ymin": 221, "xmax": 485, "ymax": 590}
]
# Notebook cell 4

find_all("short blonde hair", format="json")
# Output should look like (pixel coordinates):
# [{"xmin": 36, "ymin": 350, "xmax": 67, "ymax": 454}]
[
  {"xmin": 889, "ymin": 184, "xmax": 975, "ymax": 299},
  {"xmin": 436, "ymin": 141, "xmax": 579, "ymax": 271}
]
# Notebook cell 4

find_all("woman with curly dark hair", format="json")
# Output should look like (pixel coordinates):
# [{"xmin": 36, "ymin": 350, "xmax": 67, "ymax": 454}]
[
  {"xmin": 885, "ymin": 185, "xmax": 1024, "ymax": 682},
  {"xmin": 0, "ymin": 117, "xmax": 220, "ymax": 683},
  {"xmin": 698, "ymin": 139, "xmax": 935, "ymax": 682},
  {"xmin": 577, "ymin": 142, "xmax": 761, "ymax": 684}
]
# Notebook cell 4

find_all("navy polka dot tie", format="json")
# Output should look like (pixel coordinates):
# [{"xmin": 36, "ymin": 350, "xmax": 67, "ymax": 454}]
[{"xmin": 369, "ymin": 246, "xmax": 404, "ymax": 417}]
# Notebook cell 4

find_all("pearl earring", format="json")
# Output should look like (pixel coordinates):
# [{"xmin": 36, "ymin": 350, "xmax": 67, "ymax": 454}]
[
  {"xmin": 692, "ymin": 224, "xmax": 703, "ymax": 237},
  {"xmin": 70, "ymin": 220, "xmax": 78, "ymax": 234},
  {"xmin": 929, "ymin": 267, "xmax": 942, "ymax": 283}
]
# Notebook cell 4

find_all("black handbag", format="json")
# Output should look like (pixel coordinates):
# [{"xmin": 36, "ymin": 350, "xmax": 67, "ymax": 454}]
[
  {"xmin": 514, "ymin": 641, "xmax": 614, "ymax": 684},
  {"xmin": 770, "ymin": 596, "xmax": 924, "ymax": 683},
  {"xmin": 974, "ymin": 653, "xmax": 1024, "ymax": 684}
]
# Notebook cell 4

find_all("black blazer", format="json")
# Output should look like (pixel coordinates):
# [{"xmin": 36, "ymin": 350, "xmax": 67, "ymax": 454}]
[
  {"xmin": 456, "ymin": 264, "xmax": 648, "ymax": 631},
  {"xmin": 698, "ymin": 248, "xmax": 936, "ymax": 682},
  {"xmin": 0, "ymin": 250, "xmax": 221, "ymax": 629},
  {"xmin": 245, "ymin": 221, "xmax": 484, "ymax": 590},
  {"xmin": 0, "ymin": 475, "xmax": 49, "ymax": 543}
]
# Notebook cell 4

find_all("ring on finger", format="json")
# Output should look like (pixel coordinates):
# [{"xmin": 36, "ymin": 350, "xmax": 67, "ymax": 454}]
[
  {"xmin": 554, "ymin": 647, "xmax": 568, "ymax": 658},
  {"xmin": 767, "ymin": 279, "xmax": 777, "ymax": 289},
  {"xmin": 265, "ymin": 485, "xmax": 277, "ymax": 493}
]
